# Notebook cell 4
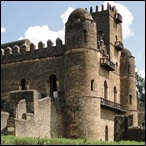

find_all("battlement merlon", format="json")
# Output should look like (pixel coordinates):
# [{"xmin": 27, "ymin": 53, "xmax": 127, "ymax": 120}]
[
  {"xmin": 87, "ymin": 3, "xmax": 122, "ymax": 23},
  {"xmin": 1, "ymin": 39, "xmax": 31, "ymax": 51},
  {"xmin": 1, "ymin": 38, "xmax": 65, "ymax": 64}
]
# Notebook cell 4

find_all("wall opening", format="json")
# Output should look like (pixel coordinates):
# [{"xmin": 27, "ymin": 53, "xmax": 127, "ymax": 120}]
[
  {"xmin": 50, "ymin": 75, "xmax": 57, "ymax": 97},
  {"xmin": 116, "ymin": 62, "xmax": 118, "ymax": 73},
  {"xmin": 83, "ymin": 30, "xmax": 87, "ymax": 43},
  {"xmin": 91, "ymin": 80, "xmax": 94, "ymax": 91},
  {"xmin": 20, "ymin": 79, "xmax": 27, "ymax": 90},
  {"xmin": 115, "ymin": 35, "xmax": 118, "ymax": 41},
  {"xmin": 104, "ymin": 81, "xmax": 108, "ymax": 99},
  {"xmin": 105, "ymin": 125, "xmax": 108, "ymax": 141},
  {"xmin": 129, "ymin": 95, "xmax": 132, "ymax": 104},
  {"xmin": 114, "ymin": 87, "xmax": 117, "ymax": 103},
  {"xmin": 128, "ymin": 64, "xmax": 131, "ymax": 74}
]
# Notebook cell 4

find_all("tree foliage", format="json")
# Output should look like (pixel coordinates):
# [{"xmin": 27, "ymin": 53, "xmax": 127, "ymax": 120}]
[{"xmin": 136, "ymin": 72, "xmax": 145, "ymax": 105}]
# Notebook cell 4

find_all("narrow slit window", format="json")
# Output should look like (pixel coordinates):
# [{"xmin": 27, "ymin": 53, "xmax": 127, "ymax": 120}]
[
  {"xmin": 129, "ymin": 95, "xmax": 132, "ymax": 104},
  {"xmin": 114, "ymin": 87, "xmax": 117, "ymax": 103},
  {"xmin": 91, "ymin": 80, "xmax": 94, "ymax": 91},
  {"xmin": 104, "ymin": 81, "xmax": 108, "ymax": 99},
  {"xmin": 128, "ymin": 64, "xmax": 130, "ymax": 74},
  {"xmin": 83, "ymin": 30, "xmax": 87, "ymax": 43}
]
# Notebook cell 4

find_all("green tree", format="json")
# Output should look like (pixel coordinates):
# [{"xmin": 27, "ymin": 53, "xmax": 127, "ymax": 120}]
[{"xmin": 136, "ymin": 72, "xmax": 145, "ymax": 106}]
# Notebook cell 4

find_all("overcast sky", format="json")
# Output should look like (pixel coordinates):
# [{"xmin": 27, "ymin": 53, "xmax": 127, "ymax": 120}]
[{"xmin": 1, "ymin": 1, "xmax": 145, "ymax": 78}]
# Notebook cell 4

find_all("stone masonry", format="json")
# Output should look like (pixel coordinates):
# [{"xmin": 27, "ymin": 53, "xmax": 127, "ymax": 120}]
[{"xmin": 1, "ymin": 3, "xmax": 144, "ymax": 141}]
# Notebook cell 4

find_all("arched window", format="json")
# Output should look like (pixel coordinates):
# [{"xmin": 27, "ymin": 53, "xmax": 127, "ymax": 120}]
[
  {"xmin": 50, "ymin": 75, "xmax": 57, "ymax": 97},
  {"xmin": 105, "ymin": 125, "xmax": 108, "ymax": 141},
  {"xmin": 104, "ymin": 81, "xmax": 108, "ymax": 99},
  {"xmin": 129, "ymin": 95, "xmax": 132, "ymax": 104},
  {"xmin": 83, "ymin": 30, "xmax": 87, "ymax": 43},
  {"xmin": 20, "ymin": 79, "xmax": 26, "ymax": 90},
  {"xmin": 114, "ymin": 87, "xmax": 117, "ymax": 103},
  {"xmin": 91, "ymin": 80, "xmax": 94, "ymax": 91}
]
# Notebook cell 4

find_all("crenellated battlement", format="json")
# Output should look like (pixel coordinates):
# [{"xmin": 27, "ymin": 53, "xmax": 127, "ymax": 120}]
[
  {"xmin": 1, "ymin": 38, "xmax": 65, "ymax": 64},
  {"xmin": 86, "ymin": 3, "xmax": 117, "ymax": 14},
  {"xmin": 85, "ymin": 3, "xmax": 121, "ymax": 19}
]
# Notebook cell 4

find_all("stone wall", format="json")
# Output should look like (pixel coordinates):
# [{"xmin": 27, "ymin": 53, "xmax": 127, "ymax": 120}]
[
  {"xmin": 14, "ymin": 93, "xmax": 52, "ymax": 138},
  {"xmin": 138, "ymin": 106, "xmax": 145, "ymax": 126},
  {"xmin": 50, "ymin": 99, "xmax": 65, "ymax": 138},
  {"xmin": 114, "ymin": 114, "xmax": 145, "ymax": 142},
  {"xmin": 37, "ymin": 97, "xmax": 51, "ymax": 138},
  {"xmin": 1, "ymin": 112, "xmax": 9, "ymax": 131},
  {"xmin": 100, "ymin": 107, "xmax": 117, "ymax": 141},
  {"xmin": 127, "ymin": 127, "xmax": 145, "ymax": 142},
  {"xmin": 1, "ymin": 89, "xmax": 65, "ymax": 138},
  {"xmin": 1, "ymin": 55, "xmax": 65, "ymax": 101}
]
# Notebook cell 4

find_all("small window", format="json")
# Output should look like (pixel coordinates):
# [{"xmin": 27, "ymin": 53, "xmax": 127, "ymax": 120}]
[
  {"xmin": 128, "ymin": 64, "xmax": 130, "ymax": 74},
  {"xmin": 20, "ymin": 79, "xmax": 27, "ymax": 90},
  {"xmin": 50, "ymin": 75, "xmax": 57, "ymax": 97},
  {"xmin": 116, "ymin": 62, "xmax": 118, "ymax": 73},
  {"xmin": 104, "ymin": 81, "xmax": 108, "ymax": 99},
  {"xmin": 91, "ymin": 80, "xmax": 94, "ymax": 91},
  {"xmin": 83, "ymin": 30, "xmax": 87, "ymax": 43},
  {"xmin": 114, "ymin": 87, "xmax": 117, "ymax": 103},
  {"xmin": 129, "ymin": 95, "xmax": 132, "ymax": 104}
]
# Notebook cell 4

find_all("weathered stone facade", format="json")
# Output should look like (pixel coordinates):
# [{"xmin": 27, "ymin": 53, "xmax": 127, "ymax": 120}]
[{"xmin": 1, "ymin": 3, "xmax": 143, "ymax": 141}]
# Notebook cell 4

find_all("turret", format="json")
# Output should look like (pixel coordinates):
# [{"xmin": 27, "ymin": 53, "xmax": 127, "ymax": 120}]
[
  {"xmin": 64, "ymin": 8, "xmax": 100, "ymax": 139},
  {"xmin": 65, "ymin": 8, "xmax": 97, "ymax": 51},
  {"xmin": 120, "ymin": 48, "xmax": 138, "ymax": 126},
  {"xmin": 90, "ymin": 3, "xmax": 123, "ymax": 65}
]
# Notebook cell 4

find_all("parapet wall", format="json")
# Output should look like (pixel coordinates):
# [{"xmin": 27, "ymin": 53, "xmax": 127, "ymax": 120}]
[
  {"xmin": 1, "ymin": 112, "xmax": 9, "ymax": 131},
  {"xmin": 1, "ymin": 38, "xmax": 65, "ymax": 64},
  {"xmin": 86, "ymin": 2, "xmax": 118, "ymax": 18}
]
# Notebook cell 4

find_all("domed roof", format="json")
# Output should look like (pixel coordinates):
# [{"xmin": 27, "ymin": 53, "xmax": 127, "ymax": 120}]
[
  {"xmin": 67, "ymin": 8, "xmax": 93, "ymax": 22},
  {"xmin": 121, "ymin": 48, "xmax": 132, "ymax": 56}
]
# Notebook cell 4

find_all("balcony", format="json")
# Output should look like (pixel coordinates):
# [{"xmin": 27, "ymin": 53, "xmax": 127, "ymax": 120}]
[
  {"xmin": 114, "ymin": 13, "xmax": 122, "ymax": 23},
  {"xmin": 100, "ymin": 97, "xmax": 126, "ymax": 113},
  {"xmin": 115, "ymin": 41, "xmax": 124, "ymax": 51},
  {"xmin": 100, "ymin": 58, "xmax": 115, "ymax": 71}
]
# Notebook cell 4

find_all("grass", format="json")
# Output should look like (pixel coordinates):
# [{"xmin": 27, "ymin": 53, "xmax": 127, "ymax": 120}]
[{"xmin": 1, "ymin": 135, "xmax": 145, "ymax": 145}]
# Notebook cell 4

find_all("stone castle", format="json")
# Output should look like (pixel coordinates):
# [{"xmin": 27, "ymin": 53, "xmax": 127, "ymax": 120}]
[{"xmin": 1, "ymin": 3, "xmax": 144, "ymax": 141}]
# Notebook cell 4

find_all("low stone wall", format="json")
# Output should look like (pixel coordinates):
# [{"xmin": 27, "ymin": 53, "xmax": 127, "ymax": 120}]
[
  {"xmin": 1, "ymin": 112, "xmax": 9, "ymax": 131},
  {"xmin": 114, "ymin": 114, "xmax": 145, "ymax": 142},
  {"xmin": 127, "ymin": 127, "xmax": 145, "ymax": 142}
]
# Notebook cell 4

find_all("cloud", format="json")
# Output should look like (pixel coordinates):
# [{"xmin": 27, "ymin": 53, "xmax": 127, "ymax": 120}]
[
  {"xmin": 1, "ymin": 26, "xmax": 6, "ymax": 33},
  {"xmin": 61, "ymin": 7, "xmax": 74, "ymax": 25},
  {"xmin": 19, "ymin": 1, "xmax": 134, "ymax": 46},
  {"xmin": 102, "ymin": 1, "xmax": 134, "ymax": 40},
  {"xmin": 19, "ymin": 25, "xmax": 64, "ymax": 47},
  {"xmin": 18, "ymin": 7, "xmax": 74, "ymax": 47}
]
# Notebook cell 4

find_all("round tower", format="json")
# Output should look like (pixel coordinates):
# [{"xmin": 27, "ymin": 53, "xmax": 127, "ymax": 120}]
[
  {"xmin": 64, "ymin": 8, "xmax": 100, "ymax": 139},
  {"xmin": 120, "ymin": 48, "xmax": 138, "ymax": 126},
  {"xmin": 65, "ymin": 8, "xmax": 97, "ymax": 50}
]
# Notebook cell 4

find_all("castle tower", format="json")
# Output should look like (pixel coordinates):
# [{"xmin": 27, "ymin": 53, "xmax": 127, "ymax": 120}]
[
  {"xmin": 64, "ymin": 8, "xmax": 100, "ymax": 139},
  {"xmin": 120, "ymin": 48, "xmax": 138, "ymax": 126},
  {"xmin": 91, "ymin": 4, "xmax": 123, "ymax": 64}
]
